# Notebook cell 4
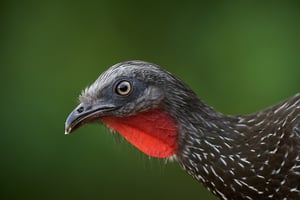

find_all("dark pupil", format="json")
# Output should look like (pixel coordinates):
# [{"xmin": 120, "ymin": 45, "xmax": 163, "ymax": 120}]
[{"xmin": 119, "ymin": 83, "xmax": 128, "ymax": 92}]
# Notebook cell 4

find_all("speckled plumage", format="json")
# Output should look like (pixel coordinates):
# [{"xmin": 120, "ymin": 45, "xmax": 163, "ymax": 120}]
[
  {"xmin": 175, "ymin": 93, "xmax": 300, "ymax": 199},
  {"xmin": 66, "ymin": 60, "xmax": 300, "ymax": 200}
]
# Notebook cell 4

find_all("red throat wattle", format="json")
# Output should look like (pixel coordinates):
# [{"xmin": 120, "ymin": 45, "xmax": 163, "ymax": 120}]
[{"xmin": 101, "ymin": 109, "xmax": 178, "ymax": 158}]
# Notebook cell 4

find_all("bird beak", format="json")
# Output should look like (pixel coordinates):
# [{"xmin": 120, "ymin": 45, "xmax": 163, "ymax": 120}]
[{"xmin": 65, "ymin": 102, "xmax": 116, "ymax": 134}]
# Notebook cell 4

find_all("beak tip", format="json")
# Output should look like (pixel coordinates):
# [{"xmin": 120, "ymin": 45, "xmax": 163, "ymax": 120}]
[{"xmin": 64, "ymin": 127, "xmax": 72, "ymax": 135}]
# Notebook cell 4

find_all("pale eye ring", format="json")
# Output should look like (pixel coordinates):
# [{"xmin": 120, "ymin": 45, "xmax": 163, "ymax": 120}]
[{"xmin": 115, "ymin": 81, "xmax": 132, "ymax": 96}]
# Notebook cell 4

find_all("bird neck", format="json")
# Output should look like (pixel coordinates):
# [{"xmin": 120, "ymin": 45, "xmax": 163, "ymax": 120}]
[{"xmin": 167, "ymin": 96, "xmax": 247, "ymax": 197}]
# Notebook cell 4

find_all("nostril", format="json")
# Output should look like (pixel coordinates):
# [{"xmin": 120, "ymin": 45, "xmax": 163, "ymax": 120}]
[{"xmin": 77, "ymin": 106, "xmax": 84, "ymax": 113}]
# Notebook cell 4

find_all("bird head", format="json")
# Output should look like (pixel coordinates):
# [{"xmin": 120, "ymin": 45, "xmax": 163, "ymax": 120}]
[{"xmin": 65, "ymin": 60, "xmax": 197, "ymax": 158}]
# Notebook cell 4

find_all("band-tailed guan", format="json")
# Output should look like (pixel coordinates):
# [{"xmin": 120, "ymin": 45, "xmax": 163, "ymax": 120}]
[{"xmin": 65, "ymin": 60, "xmax": 300, "ymax": 199}]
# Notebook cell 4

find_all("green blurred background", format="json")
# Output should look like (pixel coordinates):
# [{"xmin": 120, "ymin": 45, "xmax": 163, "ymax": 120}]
[{"xmin": 1, "ymin": 1, "xmax": 299, "ymax": 199}]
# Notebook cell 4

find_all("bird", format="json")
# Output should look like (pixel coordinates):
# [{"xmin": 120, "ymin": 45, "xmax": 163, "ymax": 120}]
[{"xmin": 65, "ymin": 60, "xmax": 300, "ymax": 199}]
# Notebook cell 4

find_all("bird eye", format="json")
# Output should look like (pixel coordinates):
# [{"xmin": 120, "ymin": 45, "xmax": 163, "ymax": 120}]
[{"xmin": 116, "ymin": 81, "xmax": 132, "ymax": 96}]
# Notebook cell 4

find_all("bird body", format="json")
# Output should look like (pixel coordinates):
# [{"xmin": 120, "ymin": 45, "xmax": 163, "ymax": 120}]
[
  {"xmin": 176, "ymin": 93, "xmax": 300, "ymax": 199},
  {"xmin": 65, "ymin": 61, "xmax": 300, "ymax": 199}
]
